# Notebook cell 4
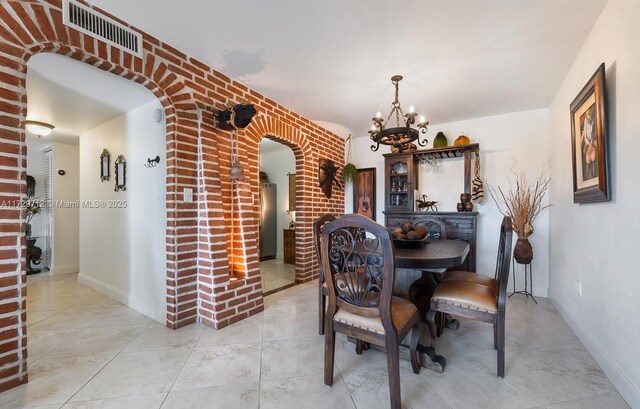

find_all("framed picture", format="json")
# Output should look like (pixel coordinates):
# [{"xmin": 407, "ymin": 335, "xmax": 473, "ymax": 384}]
[
  {"xmin": 100, "ymin": 149, "xmax": 110, "ymax": 181},
  {"xmin": 570, "ymin": 63, "xmax": 609, "ymax": 203},
  {"xmin": 353, "ymin": 168, "xmax": 376, "ymax": 221}
]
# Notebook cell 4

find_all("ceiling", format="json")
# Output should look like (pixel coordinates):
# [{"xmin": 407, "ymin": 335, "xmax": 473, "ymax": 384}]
[
  {"xmin": 26, "ymin": 53, "xmax": 156, "ymax": 146},
  {"xmin": 86, "ymin": 0, "xmax": 606, "ymax": 139}
]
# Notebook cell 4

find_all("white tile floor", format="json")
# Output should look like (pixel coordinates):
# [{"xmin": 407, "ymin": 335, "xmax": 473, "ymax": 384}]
[
  {"xmin": 0, "ymin": 271, "xmax": 630, "ymax": 408},
  {"xmin": 260, "ymin": 258, "xmax": 295, "ymax": 294}
]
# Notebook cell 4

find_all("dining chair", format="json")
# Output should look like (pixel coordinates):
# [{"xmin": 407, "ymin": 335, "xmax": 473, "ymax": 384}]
[
  {"xmin": 314, "ymin": 214, "xmax": 336, "ymax": 335},
  {"xmin": 321, "ymin": 214, "xmax": 422, "ymax": 409},
  {"xmin": 426, "ymin": 216, "xmax": 513, "ymax": 377}
]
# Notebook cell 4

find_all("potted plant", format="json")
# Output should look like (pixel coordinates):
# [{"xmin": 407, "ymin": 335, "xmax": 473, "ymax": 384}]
[
  {"xmin": 488, "ymin": 161, "xmax": 550, "ymax": 264},
  {"xmin": 343, "ymin": 134, "xmax": 357, "ymax": 184}
]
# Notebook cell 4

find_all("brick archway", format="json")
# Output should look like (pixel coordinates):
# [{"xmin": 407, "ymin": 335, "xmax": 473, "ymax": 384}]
[
  {"xmin": 0, "ymin": 1, "xmax": 199, "ymax": 390},
  {"xmin": 0, "ymin": 0, "xmax": 345, "ymax": 392},
  {"xmin": 244, "ymin": 116, "xmax": 315, "ymax": 284}
]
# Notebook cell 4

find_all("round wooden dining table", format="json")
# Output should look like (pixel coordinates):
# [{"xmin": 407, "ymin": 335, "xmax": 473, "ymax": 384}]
[
  {"xmin": 393, "ymin": 239, "xmax": 470, "ymax": 270},
  {"xmin": 392, "ymin": 239, "xmax": 470, "ymax": 373}
]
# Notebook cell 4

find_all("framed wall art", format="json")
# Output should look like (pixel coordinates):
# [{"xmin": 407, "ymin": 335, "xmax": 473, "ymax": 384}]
[
  {"xmin": 114, "ymin": 155, "xmax": 126, "ymax": 192},
  {"xmin": 353, "ymin": 168, "xmax": 376, "ymax": 221},
  {"xmin": 100, "ymin": 149, "xmax": 110, "ymax": 181},
  {"xmin": 570, "ymin": 63, "xmax": 609, "ymax": 203}
]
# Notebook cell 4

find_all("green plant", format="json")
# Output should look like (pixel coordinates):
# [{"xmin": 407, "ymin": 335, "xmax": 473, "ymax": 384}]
[
  {"xmin": 343, "ymin": 163, "xmax": 357, "ymax": 184},
  {"xmin": 343, "ymin": 134, "xmax": 357, "ymax": 184}
]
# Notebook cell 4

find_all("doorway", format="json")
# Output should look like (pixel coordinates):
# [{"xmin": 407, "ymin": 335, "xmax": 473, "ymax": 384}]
[
  {"xmin": 24, "ymin": 52, "xmax": 168, "ymax": 339},
  {"xmin": 258, "ymin": 138, "xmax": 297, "ymax": 294}
]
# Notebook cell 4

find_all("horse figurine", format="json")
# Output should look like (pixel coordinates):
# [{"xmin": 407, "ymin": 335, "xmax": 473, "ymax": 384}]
[{"xmin": 416, "ymin": 194, "xmax": 439, "ymax": 212}]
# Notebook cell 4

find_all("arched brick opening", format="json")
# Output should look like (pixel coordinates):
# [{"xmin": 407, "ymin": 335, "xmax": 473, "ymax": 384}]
[
  {"xmin": 0, "ymin": 0, "xmax": 199, "ymax": 390},
  {"xmin": 243, "ymin": 116, "xmax": 315, "ymax": 283},
  {"xmin": 0, "ymin": 0, "xmax": 346, "ymax": 392}
]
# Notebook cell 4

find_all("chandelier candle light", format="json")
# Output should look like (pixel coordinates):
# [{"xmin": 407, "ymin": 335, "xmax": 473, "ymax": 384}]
[{"xmin": 369, "ymin": 75, "xmax": 429, "ymax": 153}]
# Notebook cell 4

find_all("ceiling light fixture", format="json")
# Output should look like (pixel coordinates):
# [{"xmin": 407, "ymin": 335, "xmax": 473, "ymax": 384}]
[
  {"xmin": 25, "ymin": 120, "xmax": 54, "ymax": 138},
  {"xmin": 369, "ymin": 75, "xmax": 429, "ymax": 153}
]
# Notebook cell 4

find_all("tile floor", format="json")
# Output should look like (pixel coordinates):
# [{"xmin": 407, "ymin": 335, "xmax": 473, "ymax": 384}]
[
  {"xmin": 0, "ymin": 271, "xmax": 630, "ymax": 408},
  {"xmin": 260, "ymin": 258, "xmax": 295, "ymax": 294}
]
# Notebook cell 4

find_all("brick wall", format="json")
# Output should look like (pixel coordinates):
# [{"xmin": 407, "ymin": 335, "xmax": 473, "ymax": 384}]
[{"xmin": 0, "ymin": 0, "xmax": 344, "ymax": 392}]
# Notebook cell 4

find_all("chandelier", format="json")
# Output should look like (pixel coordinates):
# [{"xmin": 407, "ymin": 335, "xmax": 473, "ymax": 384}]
[{"xmin": 369, "ymin": 75, "xmax": 429, "ymax": 153}]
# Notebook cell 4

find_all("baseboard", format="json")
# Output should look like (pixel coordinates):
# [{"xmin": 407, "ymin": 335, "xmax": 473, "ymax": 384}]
[
  {"xmin": 50, "ymin": 263, "xmax": 78, "ymax": 274},
  {"xmin": 551, "ymin": 298, "xmax": 639, "ymax": 408},
  {"xmin": 77, "ymin": 273, "xmax": 165, "ymax": 324}
]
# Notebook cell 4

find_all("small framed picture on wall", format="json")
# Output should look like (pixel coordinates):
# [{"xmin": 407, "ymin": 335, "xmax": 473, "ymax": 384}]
[{"xmin": 353, "ymin": 168, "xmax": 376, "ymax": 221}]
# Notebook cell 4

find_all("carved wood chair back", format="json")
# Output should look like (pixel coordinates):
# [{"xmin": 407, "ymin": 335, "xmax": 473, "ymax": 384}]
[
  {"xmin": 321, "ymin": 214, "xmax": 394, "ymax": 322},
  {"xmin": 314, "ymin": 214, "xmax": 336, "ymax": 335}
]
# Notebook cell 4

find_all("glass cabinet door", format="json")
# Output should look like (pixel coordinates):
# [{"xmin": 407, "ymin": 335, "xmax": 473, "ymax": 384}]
[{"xmin": 385, "ymin": 154, "xmax": 415, "ymax": 211}]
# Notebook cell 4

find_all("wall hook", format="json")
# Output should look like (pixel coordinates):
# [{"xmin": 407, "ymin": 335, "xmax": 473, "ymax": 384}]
[{"xmin": 145, "ymin": 155, "xmax": 160, "ymax": 168}]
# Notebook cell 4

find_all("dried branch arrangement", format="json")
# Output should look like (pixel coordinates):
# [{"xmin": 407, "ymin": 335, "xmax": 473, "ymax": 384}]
[{"xmin": 488, "ymin": 160, "xmax": 551, "ymax": 239}]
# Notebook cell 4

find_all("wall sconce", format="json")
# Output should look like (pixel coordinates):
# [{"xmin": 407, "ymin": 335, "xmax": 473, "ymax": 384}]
[
  {"xmin": 25, "ymin": 120, "xmax": 54, "ymax": 137},
  {"xmin": 145, "ymin": 155, "xmax": 160, "ymax": 168}
]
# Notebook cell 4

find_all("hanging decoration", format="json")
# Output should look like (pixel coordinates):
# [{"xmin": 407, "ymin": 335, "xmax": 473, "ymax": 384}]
[
  {"xmin": 319, "ymin": 158, "xmax": 341, "ymax": 199},
  {"xmin": 343, "ymin": 134, "xmax": 357, "ymax": 184},
  {"xmin": 216, "ymin": 102, "xmax": 257, "ymax": 131},
  {"xmin": 471, "ymin": 150, "xmax": 484, "ymax": 203}
]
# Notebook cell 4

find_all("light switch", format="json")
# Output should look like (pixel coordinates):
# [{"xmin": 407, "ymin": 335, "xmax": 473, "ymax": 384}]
[{"xmin": 184, "ymin": 188, "xmax": 193, "ymax": 202}]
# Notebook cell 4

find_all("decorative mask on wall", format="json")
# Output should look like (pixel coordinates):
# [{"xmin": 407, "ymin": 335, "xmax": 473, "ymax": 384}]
[{"xmin": 319, "ymin": 159, "xmax": 341, "ymax": 199}]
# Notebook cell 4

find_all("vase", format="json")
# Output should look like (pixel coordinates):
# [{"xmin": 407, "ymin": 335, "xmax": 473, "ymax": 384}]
[
  {"xmin": 454, "ymin": 134, "xmax": 470, "ymax": 146},
  {"xmin": 433, "ymin": 131, "xmax": 448, "ymax": 148},
  {"xmin": 513, "ymin": 237, "xmax": 533, "ymax": 264}
]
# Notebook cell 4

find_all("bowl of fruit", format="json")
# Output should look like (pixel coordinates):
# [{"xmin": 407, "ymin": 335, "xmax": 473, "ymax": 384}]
[{"xmin": 391, "ymin": 222, "xmax": 429, "ymax": 248}]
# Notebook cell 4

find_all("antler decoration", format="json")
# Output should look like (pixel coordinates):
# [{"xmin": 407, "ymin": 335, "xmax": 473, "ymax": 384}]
[{"xmin": 319, "ymin": 159, "xmax": 341, "ymax": 199}]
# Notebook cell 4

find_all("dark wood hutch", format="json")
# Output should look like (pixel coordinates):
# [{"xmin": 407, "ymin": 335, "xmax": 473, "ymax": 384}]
[{"xmin": 383, "ymin": 144, "xmax": 480, "ymax": 271}]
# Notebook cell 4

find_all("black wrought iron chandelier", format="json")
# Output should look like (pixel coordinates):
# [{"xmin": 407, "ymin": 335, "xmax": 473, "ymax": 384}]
[{"xmin": 369, "ymin": 75, "xmax": 429, "ymax": 153}]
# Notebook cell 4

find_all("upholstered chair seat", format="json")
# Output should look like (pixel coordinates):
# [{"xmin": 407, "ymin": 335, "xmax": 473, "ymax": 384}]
[
  {"xmin": 334, "ymin": 296, "xmax": 418, "ymax": 335},
  {"xmin": 431, "ymin": 281, "xmax": 498, "ymax": 314},
  {"xmin": 441, "ymin": 270, "xmax": 497, "ymax": 290}
]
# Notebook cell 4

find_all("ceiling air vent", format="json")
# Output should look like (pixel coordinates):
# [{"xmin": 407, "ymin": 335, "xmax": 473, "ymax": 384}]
[{"xmin": 63, "ymin": 0, "xmax": 143, "ymax": 58}]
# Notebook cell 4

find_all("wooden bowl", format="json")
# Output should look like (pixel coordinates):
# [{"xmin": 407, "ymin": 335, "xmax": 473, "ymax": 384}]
[{"xmin": 393, "ymin": 236, "xmax": 429, "ymax": 249}]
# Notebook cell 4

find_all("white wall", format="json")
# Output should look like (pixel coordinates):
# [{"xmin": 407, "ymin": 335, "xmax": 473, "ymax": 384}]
[
  {"xmin": 547, "ymin": 2, "xmax": 640, "ymax": 406},
  {"xmin": 260, "ymin": 141, "xmax": 296, "ymax": 259},
  {"xmin": 349, "ymin": 108, "xmax": 550, "ymax": 295},
  {"xmin": 51, "ymin": 142, "xmax": 79, "ymax": 274},
  {"xmin": 79, "ymin": 100, "xmax": 167, "ymax": 323}
]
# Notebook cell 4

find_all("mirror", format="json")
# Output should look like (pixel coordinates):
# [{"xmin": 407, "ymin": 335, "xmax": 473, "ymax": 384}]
[
  {"xmin": 100, "ymin": 149, "xmax": 110, "ymax": 181},
  {"xmin": 114, "ymin": 155, "xmax": 126, "ymax": 191}
]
